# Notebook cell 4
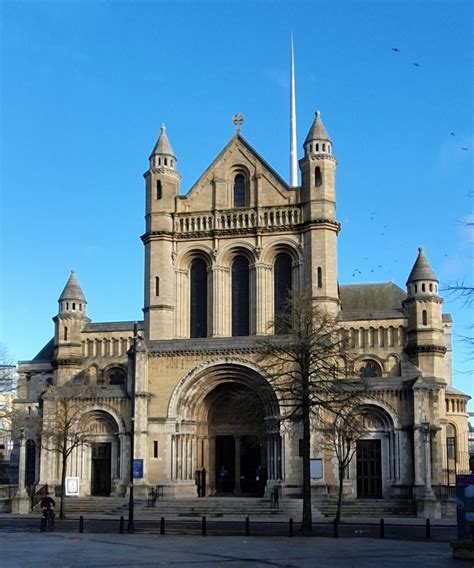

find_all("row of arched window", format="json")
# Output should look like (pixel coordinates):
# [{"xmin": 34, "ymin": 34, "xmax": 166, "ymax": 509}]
[
  {"xmin": 156, "ymin": 169, "xmax": 327, "ymax": 207},
  {"xmin": 187, "ymin": 253, "xmax": 293, "ymax": 338}
]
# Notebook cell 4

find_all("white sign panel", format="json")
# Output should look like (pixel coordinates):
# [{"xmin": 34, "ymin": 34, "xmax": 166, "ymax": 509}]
[
  {"xmin": 310, "ymin": 458, "xmax": 323, "ymax": 480},
  {"xmin": 65, "ymin": 477, "xmax": 80, "ymax": 497}
]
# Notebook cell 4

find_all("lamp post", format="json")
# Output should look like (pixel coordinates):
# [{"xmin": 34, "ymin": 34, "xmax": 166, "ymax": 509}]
[
  {"xmin": 421, "ymin": 419, "xmax": 435, "ymax": 499},
  {"xmin": 127, "ymin": 323, "xmax": 138, "ymax": 533}
]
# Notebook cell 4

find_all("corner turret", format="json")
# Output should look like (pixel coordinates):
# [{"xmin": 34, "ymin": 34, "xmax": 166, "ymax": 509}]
[
  {"xmin": 403, "ymin": 248, "xmax": 446, "ymax": 379},
  {"xmin": 299, "ymin": 111, "xmax": 339, "ymax": 313},
  {"xmin": 144, "ymin": 124, "xmax": 181, "ymax": 234},
  {"xmin": 53, "ymin": 270, "xmax": 90, "ymax": 385}
]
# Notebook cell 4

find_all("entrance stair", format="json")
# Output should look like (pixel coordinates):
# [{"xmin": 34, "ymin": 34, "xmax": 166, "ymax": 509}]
[
  {"xmin": 57, "ymin": 497, "xmax": 128, "ymax": 515},
  {"xmin": 141, "ymin": 497, "xmax": 293, "ymax": 518},
  {"xmin": 293, "ymin": 498, "xmax": 416, "ymax": 518},
  {"xmin": 39, "ymin": 496, "xmax": 417, "ymax": 519}
]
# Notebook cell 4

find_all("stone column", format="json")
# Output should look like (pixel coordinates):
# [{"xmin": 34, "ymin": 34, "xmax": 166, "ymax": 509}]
[
  {"xmin": 255, "ymin": 262, "xmax": 272, "ymax": 334},
  {"xmin": 12, "ymin": 431, "xmax": 30, "ymax": 514},
  {"xmin": 416, "ymin": 423, "xmax": 441, "ymax": 518},
  {"xmin": 212, "ymin": 266, "xmax": 230, "ymax": 336}
]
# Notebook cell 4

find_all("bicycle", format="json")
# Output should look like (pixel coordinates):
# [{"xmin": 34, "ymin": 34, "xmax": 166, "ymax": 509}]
[{"xmin": 42, "ymin": 507, "xmax": 55, "ymax": 531}]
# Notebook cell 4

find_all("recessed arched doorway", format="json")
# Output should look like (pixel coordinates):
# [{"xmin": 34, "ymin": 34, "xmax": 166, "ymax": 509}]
[
  {"xmin": 79, "ymin": 410, "xmax": 121, "ymax": 497},
  {"xmin": 169, "ymin": 362, "xmax": 282, "ymax": 497},
  {"xmin": 355, "ymin": 405, "xmax": 399, "ymax": 499}
]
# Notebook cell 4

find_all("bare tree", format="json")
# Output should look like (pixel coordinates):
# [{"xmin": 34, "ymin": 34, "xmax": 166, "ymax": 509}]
[
  {"xmin": 41, "ymin": 388, "xmax": 89, "ymax": 518},
  {"xmin": 318, "ymin": 402, "xmax": 369, "ymax": 521},
  {"xmin": 0, "ymin": 345, "xmax": 16, "ymax": 464},
  {"xmin": 258, "ymin": 293, "xmax": 360, "ymax": 533}
]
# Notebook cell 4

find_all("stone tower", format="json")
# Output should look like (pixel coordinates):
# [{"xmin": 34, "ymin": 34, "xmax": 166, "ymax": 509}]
[
  {"xmin": 52, "ymin": 270, "xmax": 90, "ymax": 385},
  {"xmin": 299, "ymin": 111, "xmax": 340, "ymax": 312},
  {"xmin": 143, "ymin": 125, "xmax": 181, "ymax": 340},
  {"xmin": 403, "ymin": 247, "xmax": 446, "ymax": 378}
]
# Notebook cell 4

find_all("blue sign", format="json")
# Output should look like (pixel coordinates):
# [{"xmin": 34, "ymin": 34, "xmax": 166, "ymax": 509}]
[
  {"xmin": 133, "ymin": 459, "xmax": 143, "ymax": 479},
  {"xmin": 456, "ymin": 474, "xmax": 474, "ymax": 540}
]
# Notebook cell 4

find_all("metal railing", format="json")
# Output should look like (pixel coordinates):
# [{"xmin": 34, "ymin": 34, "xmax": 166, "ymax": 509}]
[{"xmin": 30, "ymin": 484, "xmax": 49, "ymax": 510}]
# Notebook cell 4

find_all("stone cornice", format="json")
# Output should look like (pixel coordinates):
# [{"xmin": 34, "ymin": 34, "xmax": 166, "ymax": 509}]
[
  {"xmin": 405, "ymin": 343, "xmax": 447, "ymax": 355},
  {"xmin": 140, "ymin": 217, "xmax": 341, "ymax": 242}
]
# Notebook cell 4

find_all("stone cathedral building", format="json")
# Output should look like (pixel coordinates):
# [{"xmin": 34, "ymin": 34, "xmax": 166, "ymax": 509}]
[{"xmin": 15, "ymin": 111, "xmax": 470, "ymax": 516}]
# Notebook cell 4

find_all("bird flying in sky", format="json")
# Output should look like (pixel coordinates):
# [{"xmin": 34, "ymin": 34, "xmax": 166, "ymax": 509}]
[{"xmin": 392, "ymin": 47, "xmax": 400, "ymax": 52}]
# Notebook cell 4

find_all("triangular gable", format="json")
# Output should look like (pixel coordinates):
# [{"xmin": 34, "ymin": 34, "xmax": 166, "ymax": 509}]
[{"xmin": 179, "ymin": 134, "xmax": 294, "ymax": 210}]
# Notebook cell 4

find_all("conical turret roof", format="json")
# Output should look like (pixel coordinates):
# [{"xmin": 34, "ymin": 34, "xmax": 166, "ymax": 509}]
[
  {"xmin": 59, "ymin": 270, "xmax": 86, "ymax": 302},
  {"xmin": 304, "ymin": 110, "xmax": 331, "ymax": 143},
  {"xmin": 150, "ymin": 124, "xmax": 176, "ymax": 158},
  {"xmin": 406, "ymin": 247, "xmax": 438, "ymax": 284}
]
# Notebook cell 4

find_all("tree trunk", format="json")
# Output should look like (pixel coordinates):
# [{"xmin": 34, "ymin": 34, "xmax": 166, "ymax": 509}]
[
  {"xmin": 300, "ymin": 373, "xmax": 312, "ymax": 533},
  {"xmin": 59, "ymin": 449, "xmax": 68, "ymax": 518},
  {"xmin": 336, "ymin": 464, "xmax": 344, "ymax": 522}
]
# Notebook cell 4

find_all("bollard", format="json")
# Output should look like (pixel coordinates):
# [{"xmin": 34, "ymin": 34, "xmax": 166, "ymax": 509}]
[
  {"xmin": 245, "ymin": 516, "xmax": 250, "ymax": 537},
  {"xmin": 333, "ymin": 518, "xmax": 339, "ymax": 538},
  {"xmin": 119, "ymin": 516, "xmax": 124, "ymax": 534},
  {"xmin": 40, "ymin": 517, "xmax": 46, "ymax": 532},
  {"xmin": 379, "ymin": 518, "xmax": 385, "ymax": 539},
  {"xmin": 202, "ymin": 516, "xmax": 207, "ymax": 536},
  {"xmin": 79, "ymin": 515, "xmax": 84, "ymax": 533},
  {"xmin": 289, "ymin": 518, "xmax": 294, "ymax": 537},
  {"xmin": 425, "ymin": 518, "xmax": 431, "ymax": 540},
  {"xmin": 160, "ymin": 516, "xmax": 165, "ymax": 535}
]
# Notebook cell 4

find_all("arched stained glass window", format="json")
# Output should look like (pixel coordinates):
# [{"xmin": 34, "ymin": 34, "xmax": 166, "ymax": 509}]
[
  {"xmin": 274, "ymin": 253, "xmax": 292, "ymax": 333},
  {"xmin": 233, "ymin": 174, "xmax": 247, "ymax": 207},
  {"xmin": 190, "ymin": 259, "xmax": 208, "ymax": 338},
  {"xmin": 232, "ymin": 256, "xmax": 250, "ymax": 336}
]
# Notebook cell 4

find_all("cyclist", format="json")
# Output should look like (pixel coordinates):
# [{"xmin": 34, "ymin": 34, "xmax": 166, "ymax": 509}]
[{"xmin": 40, "ymin": 492, "xmax": 55, "ymax": 529}]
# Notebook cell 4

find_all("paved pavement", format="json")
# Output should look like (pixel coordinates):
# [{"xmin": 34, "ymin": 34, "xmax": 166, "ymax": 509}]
[{"xmin": 0, "ymin": 532, "xmax": 468, "ymax": 567}]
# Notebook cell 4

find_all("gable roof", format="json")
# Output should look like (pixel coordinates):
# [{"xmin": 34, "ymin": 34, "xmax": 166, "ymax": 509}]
[
  {"xmin": 32, "ymin": 338, "xmax": 54, "ymax": 362},
  {"xmin": 339, "ymin": 282, "xmax": 406, "ymax": 312}
]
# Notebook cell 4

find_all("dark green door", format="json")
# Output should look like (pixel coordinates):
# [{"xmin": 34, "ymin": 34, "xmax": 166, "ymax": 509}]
[
  {"xmin": 356, "ymin": 440, "xmax": 382, "ymax": 498},
  {"xmin": 91, "ymin": 443, "xmax": 111, "ymax": 496}
]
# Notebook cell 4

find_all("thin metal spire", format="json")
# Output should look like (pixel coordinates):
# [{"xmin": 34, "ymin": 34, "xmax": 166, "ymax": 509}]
[{"xmin": 290, "ymin": 33, "xmax": 298, "ymax": 187}]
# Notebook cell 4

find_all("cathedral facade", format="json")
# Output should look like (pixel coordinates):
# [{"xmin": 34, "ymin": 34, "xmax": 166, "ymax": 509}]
[{"xmin": 15, "ymin": 111, "xmax": 470, "ymax": 515}]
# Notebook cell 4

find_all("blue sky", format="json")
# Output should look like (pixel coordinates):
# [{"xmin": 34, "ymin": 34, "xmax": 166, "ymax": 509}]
[{"xmin": 1, "ymin": 1, "xmax": 472, "ymax": 403}]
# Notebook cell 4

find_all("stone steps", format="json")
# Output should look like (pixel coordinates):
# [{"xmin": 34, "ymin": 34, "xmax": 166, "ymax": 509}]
[
  {"xmin": 57, "ymin": 497, "xmax": 127, "ymax": 514},
  {"xmin": 142, "ymin": 497, "xmax": 284, "ymax": 517}
]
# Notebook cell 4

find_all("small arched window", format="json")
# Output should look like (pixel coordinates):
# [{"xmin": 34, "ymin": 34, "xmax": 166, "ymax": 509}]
[
  {"xmin": 156, "ymin": 180, "xmax": 162, "ymax": 200},
  {"xmin": 155, "ymin": 276, "xmax": 160, "ymax": 296},
  {"xmin": 233, "ymin": 174, "xmax": 247, "ymax": 207},
  {"xmin": 429, "ymin": 283, "xmax": 433, "ymax": 292},
  {"xmin": 322, "ymin": 143, "xmax": 326, "ymax": 152},
  {"xmin": 72, "ymin": 302, "xmax": 75, "ymax": 310},
  {"xmin": 446, "ymin": 424, "xmax": 456, "ymax": 461},
  {"xmin": 422, "ymin": 310, "xmax": 428, "ymax": 326},
  {"xmin": 274, "ymin": 253, "xmax": 293, "ymax": 333},
  {"xmin": 422, "ymin": 283, "xmax": 426, "ymax": 292},
  {"xmin": 315, "ymin": 143, "xmax": 319, "ymax": 152},
  {"xmin": 317, "ymin": 267, "xmax": 323, "ymax": 288},
  {"xmin": 315, "ymin": 167, "xmax": 322, "ymax": 187},
  {"xmin": 108, "ymin": 368, "xmax": 126, "ymax": 385},
  {"xmin": 360, "ymin": 360, "xmax": 382, "ymax": 378},
  {"xmin": 64, "ymin": 327, "xmax": 68, "ymax": 341},
  {"xmin": 414, "ymin": 285, "xmax": 418, "ymax": 293},
  {"xmin": 190, "ymin": 259, "xmax": 208, "ymax": 338},
  {"xmin": 232, "ymin": 256, "xmax": 250, "ymax": 336},
  {"xmin": 164, "ymin": 158, "xmax": 168, "ymax": 166}
]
